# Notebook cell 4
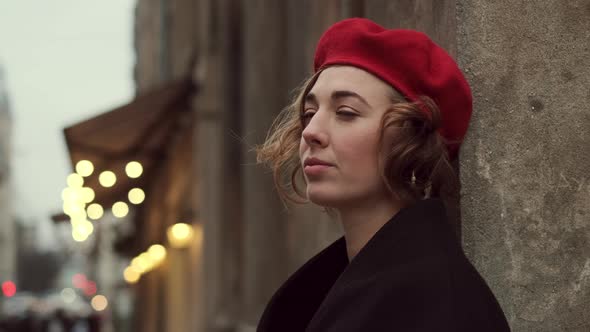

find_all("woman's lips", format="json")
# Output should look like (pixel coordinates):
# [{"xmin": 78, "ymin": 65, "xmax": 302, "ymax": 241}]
[{"xmin": 303, "ymin": 164, "xmax": 333, "ymax": 176}]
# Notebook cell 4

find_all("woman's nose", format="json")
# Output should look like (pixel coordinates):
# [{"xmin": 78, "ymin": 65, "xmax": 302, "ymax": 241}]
[{"xmin": 302, "ymin": 112, "xmax": 329, "ymax": 148}]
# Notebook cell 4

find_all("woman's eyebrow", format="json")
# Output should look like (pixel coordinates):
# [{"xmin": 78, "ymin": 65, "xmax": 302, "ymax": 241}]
[
  {"xmin": 304, "ymin": 93, "xmax": 318, "ymax": 106},
  {"xmin": 331, "ymin": 90, "xmax": 370, "ymax": 107},
  {"xmin": 305, "ymin": 90, "xmax": 370, "ymax": 107}
]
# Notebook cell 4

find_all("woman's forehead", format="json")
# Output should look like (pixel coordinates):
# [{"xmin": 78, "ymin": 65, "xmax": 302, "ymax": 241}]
[{"xmin": 309, "ymin": 66, "xmax": 395, "ymax": 103}]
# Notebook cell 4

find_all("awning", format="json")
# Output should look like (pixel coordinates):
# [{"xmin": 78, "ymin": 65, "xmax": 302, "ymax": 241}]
[{"xmin": 51, "ymin": 77, "xmax": 197, "ymax": 223}]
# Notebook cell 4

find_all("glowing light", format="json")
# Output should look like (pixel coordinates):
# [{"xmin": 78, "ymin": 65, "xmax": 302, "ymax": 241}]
[
  {"xmin": 67, "ymin": 173, "xmax": 84, "ymax": 188},
  {"xmin": 76, "ymin": 220, "xmax": 94, "ymax": 235},
  {"xmin": 81, "ymin": 187, "xmax": 95, "ymax": 203},
  {"xmin": 61, "ymin": 288, "xmax": 76, "ymax": 303},
  {"xmin": 62, "ymin": 187, "xmax": 81, "ymax": 202},
  {"xmin": 68, "ymin": 209, "xmax": 87, "ymax": 223},
  {"xmin": 70, "ymin": 217, "xmax": 87, "ymax": 227},
  {"xmin": 123, "ymin": 267, "xmax": 141, "ymax": 283},
  {"xmin": 71, "ymin": 220, "xmax": 93, "ymax": 241},
  {"xmin": 61, "ymin": 188, "xmax": 70, "ymax": 201},
  {"xmin": 72, "ymin": 229, "xmax": 88, "ymax": 242},
  {"xmin": 125, "ymin": 161, "xmax": 143, "ymax": 178},
  {"xmin": 2, "ymin": 281, "xmax": 16, "ymax": 297},
  {"xmin": 167, "ymin": 223, "xmax": 194, "ymax": 248},
  {"xmin": 91, "ymin": 295, "xmax": 108, "ymax": 311},
  {"xmin": 139, "ymin": 253, "xmax": 156, "ymax": 271},
  {"xmin": 72, "ymin": 274, "xmax": 87, "ymax": 289},
  {"xmin": 128, "ymin": 188, "xmax": 145, "ymax": 205},
  {"xmin": 87, "ymin": 203, "xmax": 104, "ymax": 220},
  {"xmin": 99, "ymin": 171, "xmax": 116, "ymax": 188},
  {"xmin": 62, "ymin": 202, "xmax": 71, "ymax": 214},
  {"xmin": 75, "ymin": 160, "xmax": 94, "ymax": 177},
  {"xmin": 147, "ymin": 244, "xmax": 166, "ymax": 263},
  {"xmin": 131, "ymin": 256, "xmax": 150, "ymax": 273},
  {"xmin": 84, "ymin": 281, "xmax": 97, "ymax": 296},
  {"xmin": 112, "ymin": 202, "xmax": 129, "ymax": 218},
  {"xmin": 63, "ymin": 201, "xmax": 85, "ymax": 216}
]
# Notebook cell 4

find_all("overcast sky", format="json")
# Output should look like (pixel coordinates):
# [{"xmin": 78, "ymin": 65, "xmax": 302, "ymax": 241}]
[{"xmin": 0, "ymin": 0, "xmax": 135, "ymax": 249}]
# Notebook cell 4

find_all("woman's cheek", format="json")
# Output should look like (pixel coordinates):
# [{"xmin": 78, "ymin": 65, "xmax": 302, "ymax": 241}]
[
  {"xmin": 337, "ymin": 139, "xmax": 377, "ymax": 173},
  {"xmin": 344, "ymin": 130, "xmax": 381, "ymax": 156}
]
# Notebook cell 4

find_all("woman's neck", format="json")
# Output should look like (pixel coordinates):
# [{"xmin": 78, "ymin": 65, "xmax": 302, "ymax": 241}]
[{"xmin": 336, "ymin": 196, "xmax": 403, "ymax": 262}]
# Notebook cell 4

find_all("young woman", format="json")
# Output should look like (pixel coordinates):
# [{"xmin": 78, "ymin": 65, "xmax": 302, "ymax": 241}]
[{"xmin": 256, "ymin": 18, "xmax": 510, "ymax": 332}]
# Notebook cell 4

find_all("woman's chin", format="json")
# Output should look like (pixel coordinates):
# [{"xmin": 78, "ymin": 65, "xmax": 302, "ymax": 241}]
[{"xmin": 306, "ymin": 187, "xmax": 342, "ymax": 207}]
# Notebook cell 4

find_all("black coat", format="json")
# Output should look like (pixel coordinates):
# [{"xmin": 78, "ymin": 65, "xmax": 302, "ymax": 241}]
[{"xmin": 257, "ymin": 199, "xmax": 511, "ymax": 331}]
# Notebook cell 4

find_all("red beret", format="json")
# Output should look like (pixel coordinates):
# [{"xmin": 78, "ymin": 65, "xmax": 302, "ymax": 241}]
[{"xmin": 314, "ymin": 18, "xmax": 472, "ymax": 159}]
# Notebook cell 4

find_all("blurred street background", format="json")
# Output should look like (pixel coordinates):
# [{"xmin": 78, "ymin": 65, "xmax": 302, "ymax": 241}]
[
  {"xmin": 0, "ymin": 0, "xmax": 589, "ymax": 331},
  {"xmin": 1, "ymin": 1, "xmax": 135, "ymax": 331}
]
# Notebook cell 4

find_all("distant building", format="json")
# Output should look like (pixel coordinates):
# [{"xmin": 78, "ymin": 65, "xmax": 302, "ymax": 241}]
[{"xmin": 0, "ymin": 64, "xmax": 15, "ymax": 283}]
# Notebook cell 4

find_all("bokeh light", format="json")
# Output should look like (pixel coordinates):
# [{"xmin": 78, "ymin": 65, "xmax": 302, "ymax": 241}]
[
  {"xmin": 68, "ymin": 207, "xmax": 87, "ymax": 221},
  {"xmin": 72, "ymin": 274, "xmax": 87, "ymax": 289},
  {"xmin": 128, "ymin": 188, "xmax": 145, "ymax": 205},
  {"xmin": 81, "ymin": 187, "xmax": 95, "ymax": 203},
  {"xmin": 75, "ymin": 160, "xmax": 94, "ymax": 177},
  {"xmin": 87, "ymin": 203, "xmax": 104, "ymax": 220},
  {"xmin": 70, "ymin": 212, "xmax": 88, "ymax": 225},
  {"xmin": 72, "ymin": 229, "xmax": 88, "ymax": 242},
  {"xmin": 91, "ymin": 295, "xmax": 108, "ymax": 311},
  {"xmin": 125, "ymin": 161, "xmax": 143, "ymax": 178},
  {"xmin": 147, "ymin": 244, "xmax": 166, "ymax": 263},
  {"xmin": 61, "ymin": 288, "xmax": 76, "ymax": 303},
  {"xmin": 99, "ymin": 171, "xmax": 117, "ymax": 187},
  {"xmin": 71, "ymin": 221, "xmax": 93, "ymax": 242},
  {"xmin": 167, "ymin": 223, "xmax": 194, "ymax": 248},
  {"xmin": 123, "ymin": 267, "xmax": 140, "ymax": 284},
  {"xmin": 131, "ymin": 256, "xmax": 149, "ymax": 273},
  {"xmin": 112, "ymin": 201, "xmax": 129, "ymax": 218},
  {"xmin": 63, "ymin": 201, "xmax": 85, "ymax": 216},
  {"xmin": 76, "ymin": 220, "xmax": 94, "ymax": 235},
  {"xmin": 139, "ymin": 253, "xmax": 155, "ymax": 271},
  {"xmin": 2, "ymin": 281, "xmax": 16, "ymax": 297},
  {"xmin": 67, "ymin": 173, "xmax": 84, "ymax": 188},
  {"xmin": 84, "ymin": 281, "xmax": 97, "ymax": 296},
  {"xmin": 62, "ymin": 187, "xmax": 82, "ymax": 202}
]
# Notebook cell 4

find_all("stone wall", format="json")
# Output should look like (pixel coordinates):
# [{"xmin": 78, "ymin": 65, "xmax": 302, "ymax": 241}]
[{"xmin": 457, "ymin": 0, "xmax": 590, "ymax": 330}]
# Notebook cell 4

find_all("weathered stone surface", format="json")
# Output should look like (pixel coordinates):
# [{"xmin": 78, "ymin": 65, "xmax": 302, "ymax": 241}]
[
  {"xmin": 457, "ymin": 0, "xmax": 590, "ymax": 330},
  {"xmin": 364, "ymin": 0, "xmax": 457, "ymax": 56}
]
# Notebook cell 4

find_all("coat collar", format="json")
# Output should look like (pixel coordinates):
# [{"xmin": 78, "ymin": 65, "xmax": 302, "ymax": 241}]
[
  {"xmin": 257, "ymin": 198, "xmax": 460, "ymax": 332},
  {"xmin": 333, "ymin": 198, "xmax": 459, "ymax": 288}
]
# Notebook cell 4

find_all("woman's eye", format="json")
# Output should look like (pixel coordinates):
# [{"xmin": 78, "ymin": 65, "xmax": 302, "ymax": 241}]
[
  {"xmin": 336, "ymin": 109, "xmax": 358, "ymax": 118},
  {"xmin": 301, "ymin": 111, "xmax": 315, "ymax": 126},
  {"xmin": 301, "ymin": 111, "xmax": 315, "ymax": 119}
]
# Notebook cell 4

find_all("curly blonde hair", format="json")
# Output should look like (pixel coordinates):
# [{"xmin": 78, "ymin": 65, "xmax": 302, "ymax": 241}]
[{"xmin": 256, "ymin": 68, "xmax": 457, "ymax": 207}]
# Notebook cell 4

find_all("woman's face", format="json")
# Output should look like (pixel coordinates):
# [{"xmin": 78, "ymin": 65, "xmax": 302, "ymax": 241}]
[{"xmin": 299, "ymin": 66, "xmax": 396, "ymax": 208}]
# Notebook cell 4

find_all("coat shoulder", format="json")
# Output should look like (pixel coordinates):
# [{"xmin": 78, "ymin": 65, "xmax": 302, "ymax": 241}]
[{"xmin": 306, "ymin": 253, "xmax": 511, "ymax": 332}]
